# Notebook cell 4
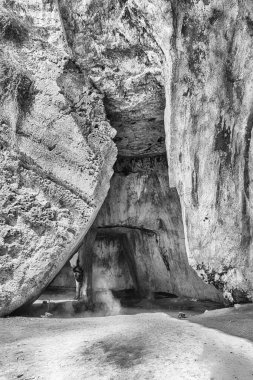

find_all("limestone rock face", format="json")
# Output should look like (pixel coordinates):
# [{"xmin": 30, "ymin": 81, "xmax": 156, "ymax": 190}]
[
  {"xmin": 54, "ymin": 0, "xmax": 253, "ymax": 302},
  {"xmin": 57, "ymin": 0, "xmax": 167, "ymax": 158},
  {"xmin": 1, "ymin": 0, "xmax": 253, "ymax": 314},
  {"xmin": 94, "ymin": 156, "xmax": 222, "ymax": 301},
  {"xmin": 165, "ymin": 0, "xmax": 253, "ymax": 303},
  {"xmin": 0, "ymin": 0, "xmax": 117, "ymax": 316},
  {"xmin": 51, "ymin": 155, "xmax": 222, "ymax": 302}
]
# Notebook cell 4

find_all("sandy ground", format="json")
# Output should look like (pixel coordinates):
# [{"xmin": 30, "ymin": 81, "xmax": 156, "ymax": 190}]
[
  {"xmin": 1, "ymin": 304, "xmax": 253, "ymax": 380},
  {"xmin": 189, "ymin": 304, "xmax": 253, "ymax": 342}
]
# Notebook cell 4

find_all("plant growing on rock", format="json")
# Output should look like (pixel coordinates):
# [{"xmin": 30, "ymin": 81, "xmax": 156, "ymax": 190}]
[
  {"xmin": 0, "ymin": 59, "xmax": 34, "ymax": 115},
  {"xmin": 0, "ymin": 9, "xmax": 28, "ymax": 44}
]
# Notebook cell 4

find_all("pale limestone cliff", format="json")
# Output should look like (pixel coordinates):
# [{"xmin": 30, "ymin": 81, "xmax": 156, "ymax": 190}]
[
  {"xmin": 0, "ymin": 0, "xmax": 117, "ymax": 316},
  {"xmin": 1, "ymin": 0, "xmax": 253, "ymax": 315},
  {"xmin": 165, "ymin": 0, "xmax": 253, "ymax": 303}
]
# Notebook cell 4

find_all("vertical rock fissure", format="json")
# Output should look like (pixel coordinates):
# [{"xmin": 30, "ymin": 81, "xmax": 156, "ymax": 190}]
[
  {"xmin": 191, "ymin": 153, "xmax": 199, "ymax": 208},
  {"xmin": 241, "ymin": 110, "xmax": 253, "ymax": 249}
]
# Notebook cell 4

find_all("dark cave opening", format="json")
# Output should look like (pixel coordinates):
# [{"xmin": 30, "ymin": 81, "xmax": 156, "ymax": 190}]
[
  {"xmin": 48, "ymin": 228, "xmax": 142, "ymax": 301},
  {"xmin": 36, "ymin": 119, "xmax": 224, "ymax": 315},
  {"xmin": 16, "ymin": 63, "xmax": 223, "ymax": 317},
  {"xmin": 39, "ymin": 146, "xmax": 193, "ymax": 314},
  {"xmin": 41, "ymin": 148, "xmax": 217, "ymax": 314},
  {"xmin": 12, "ymin": 125, "xmax": 223, "ymax": 318}
]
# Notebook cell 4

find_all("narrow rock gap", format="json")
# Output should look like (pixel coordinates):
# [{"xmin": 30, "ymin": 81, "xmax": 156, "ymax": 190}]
[{"xmin": 43, "ymin": 95, "xmax": 222, "ymax": 313}]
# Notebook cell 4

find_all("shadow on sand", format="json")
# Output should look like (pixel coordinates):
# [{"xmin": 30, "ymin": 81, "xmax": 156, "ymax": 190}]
[{"xmin": 190, "ymin": 304, "xmax": 253, "ymax": 342}]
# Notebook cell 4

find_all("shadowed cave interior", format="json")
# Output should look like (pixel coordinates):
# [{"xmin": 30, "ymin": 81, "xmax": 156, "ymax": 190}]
[
  {"xmin": 16, "ymin": 141, "xmax": 222, "ymax": 317},
  {"xmin": 12, "ymin": 73, "xmax": 222, "ymax": 318},
  {"xmin": 15, "ymin": 151, "xmax": 223, "ymax": 318},
  {"xmin": 49, "ymin": 154, "xmax": 183, "ymax": 301}
]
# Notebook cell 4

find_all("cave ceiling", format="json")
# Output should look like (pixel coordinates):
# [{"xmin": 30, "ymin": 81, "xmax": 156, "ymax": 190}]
[{"xmin": 59, "ymin": 0, "xmax": 166, "ymax": 157}]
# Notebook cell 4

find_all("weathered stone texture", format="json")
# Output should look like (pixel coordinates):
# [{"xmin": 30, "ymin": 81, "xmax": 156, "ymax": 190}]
[
  {"xmin": 0, "ymin": 0, "xmax": 117, "ymax": 316},
  {"xmin": 2, "ymin": 0, "xmax": 253, "ymax": 314},
  {"xmin": 58, "ymin": 0, "xmax": 253, "ymax": 302},
  {"xmin": 109, "ymin": 0, "xmax": 253, "ymax": 303},
  {"xmin": 94, "ymin": 155, "xmax": 222, "ymax": 301},
  {"xmin": 51, "ymin": 155, "xmax": 222, "ymax": 302},
  {"xmin": 164, "ymin": 0, "xmax": 253, "ymax": 302},
  {"xmin": 58, "ymin": 0, "xmax": 166, "ymax": 157}
]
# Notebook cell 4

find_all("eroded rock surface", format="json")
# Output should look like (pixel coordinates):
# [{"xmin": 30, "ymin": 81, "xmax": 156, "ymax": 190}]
[
  {"xmin": 2, "ymin": 0, "xmax": 253, "ymax": 314},
  {"xmin": 51, "ymin": 155, "xmax": 222, "ymax": 302},
  {"xmin": 94, "ymin": 155, "xmax": 222, "ymax": 300},
  {"xmin": 165, "ymin": 0, "xmax": 253, "ymax": 302},
  {"xmin": 0, "ymin": 0, "xmax": 117, "ymax": 316},
  {"xmin": 49, "ymin": 0, "xmax": 253, "ymax": 303},
  {"xmin": 57, "ymin": 0, "xmax": 166, "ymax": 158}
]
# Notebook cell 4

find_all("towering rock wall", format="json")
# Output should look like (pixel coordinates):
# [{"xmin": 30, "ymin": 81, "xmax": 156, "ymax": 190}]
[
  {"xmin": 119, "ymin": 0, "xmax": 253, "ymax": 303},
  {"xmin": 1, "ymin": 0, "xmax": 253, "ymax": 315},
  {"xmin": 0, "ymin": 0, "xmax": 117, "ymax": 316},
  {"xmin": 165, "ymin": 0, "xmax": 253, "ymax": 303},
  {"xmin": 49, "ymin": 0, "xmax": 253, "ymax": 303}
]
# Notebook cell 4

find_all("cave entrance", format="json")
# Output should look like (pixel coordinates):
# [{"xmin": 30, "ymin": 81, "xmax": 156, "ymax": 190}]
[
  {"xmin": 48, "ymin": 227, "xmax": 142, "ymax": 303},
  {"xmin": 46, "ymin": 154, "xmax": 223, "ymax": 307},
  {"xmin": 48, "ymin": 153, "xmax": 208, "ymax": 305},
  {"xmin": 46, "ymin": 64, "xmax": 222, "ymax": 306},
  {"xmin": 93, "ymin": 228, "xmax": 141, "ymax": 303}
]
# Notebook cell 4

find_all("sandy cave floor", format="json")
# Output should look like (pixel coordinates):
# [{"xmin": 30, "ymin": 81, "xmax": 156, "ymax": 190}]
[{"xmin": 1, "ymin": 295, "xmax": 253, "ymax": 380}]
